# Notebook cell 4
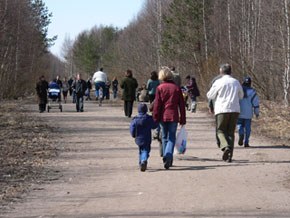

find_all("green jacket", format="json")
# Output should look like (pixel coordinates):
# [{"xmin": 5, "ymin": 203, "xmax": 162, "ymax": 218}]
[{"xmin": 120, "ymin": 76, "xmax": 138, "ymax": 101}]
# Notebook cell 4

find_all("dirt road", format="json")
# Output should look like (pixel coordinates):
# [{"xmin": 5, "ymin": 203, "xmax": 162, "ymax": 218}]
[{"xmin": 1, "ymin": 100, "xmax": 290, "ymax": 218}]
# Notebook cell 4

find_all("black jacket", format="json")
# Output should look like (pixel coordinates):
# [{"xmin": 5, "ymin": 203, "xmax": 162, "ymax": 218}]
[{"xmin": 72, "ymin": 79, "xmax": 87, "ymax": 97}]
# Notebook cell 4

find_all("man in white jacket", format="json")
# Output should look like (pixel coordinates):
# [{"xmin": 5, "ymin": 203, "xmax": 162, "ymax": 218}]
[
  {"xmin": 207, "ymin": 64, "xmax": 244, "ymax": 162},
  {"xmin": 92, "ymin": 68, "xmax": 107, "ymax": 100}
]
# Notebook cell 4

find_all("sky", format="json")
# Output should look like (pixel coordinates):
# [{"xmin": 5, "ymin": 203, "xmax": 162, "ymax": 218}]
[{"xmin": 44, "ymin": 0, "xmax": 145, "ymax": 58}]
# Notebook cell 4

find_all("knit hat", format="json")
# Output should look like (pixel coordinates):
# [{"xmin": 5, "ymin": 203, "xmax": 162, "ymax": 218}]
[
  {"xmin": 138, "ymin": 103, "xmax": 148, "ymax": 114},
  {"xmin": 243, "ymin": 76, "xmax": 252, "ymax": 87}
]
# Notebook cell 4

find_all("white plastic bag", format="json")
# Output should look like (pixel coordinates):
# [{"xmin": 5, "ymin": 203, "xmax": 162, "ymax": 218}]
[{"xmin": 175, "ymin": 126, "xmax": 187, "ymax": 154}]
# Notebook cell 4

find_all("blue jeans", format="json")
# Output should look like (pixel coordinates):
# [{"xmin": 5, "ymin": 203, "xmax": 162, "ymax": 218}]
[
  {"xmin": 139, "ymin": 144, "xmax": 151, "ymax": 164},
  {"xmin": 95, "ymin": 81, "xmax": 106, "ymax": 98},
  {"xmin": 160, "ymin": 122, "xmax": 178, "ymax": 163},
  {"xmin": 237, "ymin": 118, "xmax": 252, "ymax": 145}
]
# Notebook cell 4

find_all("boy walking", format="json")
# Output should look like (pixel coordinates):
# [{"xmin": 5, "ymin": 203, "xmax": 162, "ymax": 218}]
[
  {"xmin": 130, "ymin": 103, "xmax": 158, "ymax": 172},
  {"xmin": 237, "ymin": 76, "xmax": 259, "ymax": 147}
]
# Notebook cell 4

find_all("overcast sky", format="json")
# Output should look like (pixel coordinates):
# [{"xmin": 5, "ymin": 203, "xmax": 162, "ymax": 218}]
[{"xmin": 44, "ymin": 0, "xmax": 144, "ymax": 57}]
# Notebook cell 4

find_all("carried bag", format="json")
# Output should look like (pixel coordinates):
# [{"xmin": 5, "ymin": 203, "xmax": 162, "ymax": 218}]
[{"xmin": 175, "ymin": 126, "xmax": 187, "ymax": 154}]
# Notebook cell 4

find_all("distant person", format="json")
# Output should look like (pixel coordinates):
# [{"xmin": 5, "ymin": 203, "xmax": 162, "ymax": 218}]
[
  {"xmin": 72, "ymin": 73, "xmax": 87, "ymax": 112},
  {"xmin": 153, "ymin": 66, "xmax": 186, "ymax": 170},
  {"xmin": 170, "ymin": 66, "xmax": 181, "ymax": 87},
  {"xmin": 130, "ymin": 103, "xmax": 158, "ymax": 172},
  {"xmin": 138, "ymin": 84, "xmax": 149, "ymax": 102},
  {"xmin": 185, "ymin": 75, "xmax": 200, "ymax": 113},
  {"xmin": 68, "ymin": 77, "xmax": 74, "ymax": 96},
  {"xmin": 85, "ymin": 77, "xmax": 92, "ymax": 101},
  {"xmin": 36, "ymin": 75, "xmax": 48, "ymax": 113},
  {"xmin": 207, "ymin": 64, "xmax": 243, "ymax": 163},
  {"xmin": 120, "ymin": 69, "xmax": 138, "ymax": 118},
  {"xmin": 146, "ymin": 71, "xmax": 160, "ymax": 103},
  {"xmin": 237, "ymin": 76, "xmax": 260, "ymax": 147},
  {"xmin": 105, "ymin": 80, "xmax": 111, "ymax": 99},
  {"xmin": 92, "ymin": 67, "xmax": 107, "ymax": 101},
  {"xmin": 112, "ymin": 77, "xmax": 119, "ymax": 99},
  {"xmin": 62, "ymin": 77, "xmax": 69, "ymax": 103},
  {"xmin": 56, "ymin": 75, "xmax": 63, "ymax": 89}
]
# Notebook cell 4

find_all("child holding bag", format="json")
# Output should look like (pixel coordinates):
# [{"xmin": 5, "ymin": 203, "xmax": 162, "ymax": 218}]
[{"xmin": 130, "ymin": 103, "xmax": 158, "ymax": 172}]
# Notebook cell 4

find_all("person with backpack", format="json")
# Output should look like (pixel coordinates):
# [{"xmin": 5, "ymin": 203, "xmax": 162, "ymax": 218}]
[
  {"xmin": 72, "ymin": 73, "xmax": 87, "ymax": 112},
  {"xmin": 130, "ymin": 103, "xmax": 158, "ymax": 172},
  {"xmin": 237, "ymin": 76, "xmax": 260, "ymax": 147}
]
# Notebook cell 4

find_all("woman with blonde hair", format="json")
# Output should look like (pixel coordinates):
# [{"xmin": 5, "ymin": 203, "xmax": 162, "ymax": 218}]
[{"xmin": 153, "ymin": 67, "xmax": 186, "ymax": 169}]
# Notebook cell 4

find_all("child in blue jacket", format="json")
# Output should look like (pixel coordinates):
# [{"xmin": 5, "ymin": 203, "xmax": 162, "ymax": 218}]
[
  {"xmin": 237, "ymin": 76, "xmax": 259, "ymax": 147},
  {"xmin": 130, "ymin": 103, "xmax": 158, "ymax": 171}
]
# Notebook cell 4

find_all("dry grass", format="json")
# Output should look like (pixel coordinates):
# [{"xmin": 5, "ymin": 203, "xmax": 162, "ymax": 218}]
[
  {"xmin": 252, "ymin": 101, "xmax": 290, "ymax": 144},
  {"xmin": 197, "ymin": 100, "xmax": 290, "ymax": 145},
  {"xmin": 0, "ymin": 101, "xmax": 59, "ymax": 210}
]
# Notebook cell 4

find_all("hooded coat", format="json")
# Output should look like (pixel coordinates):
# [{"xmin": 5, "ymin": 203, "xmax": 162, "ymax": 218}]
[{"xmin": 130, "ymin": 104, "xmax": 158, "ymax": 147}]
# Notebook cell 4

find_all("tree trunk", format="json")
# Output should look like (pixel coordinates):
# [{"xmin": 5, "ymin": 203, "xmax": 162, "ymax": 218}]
[{"xmin": 283, "ymin": 0, "xmax": 290, "ymax": 106}]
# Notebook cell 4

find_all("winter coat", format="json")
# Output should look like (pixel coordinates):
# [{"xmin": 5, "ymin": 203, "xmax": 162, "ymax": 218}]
[
  {"xmin": 72, "ymin": 79, "xmax": 87, "ymax": 97},
  {"xmin": 239, "ymin": 86, "xmax": 259, "ymax": 119},
  {"xmin": 153, "ymin": 81, "xmax": 186, "ymax": 125},
  {"xmin": 186, "ymin": 78, "xmax": 200, "ymax": 98},
  {"xmin": 112, "ymin": 79, "xmax": 119, "ymax": 91},
  {"xmin": 36, "ymin": 80, "xmax": 48, "ymax": 104},
  {"xmin": 130, "ymin": 113, "xmax": 158, "ymax": 147},
  {"xmin": 207, "ymin": 75, "xmax": 244, "ymax": 115},
  {"xmin": 120, "ymin": 76, "xmax": 138, "ymax": 101},
  {"xmin": 146, "ymin": 79, "xmax": 160, "ymax": 95}
]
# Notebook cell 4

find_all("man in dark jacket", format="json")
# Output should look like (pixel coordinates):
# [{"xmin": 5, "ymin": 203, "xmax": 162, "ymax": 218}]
[
  {"xmin": 120, "ymin": 69, "xmax": 138, "ymax": 118},
  {"xmin": 36, "ymin": 75, "xmax": 49, "ymax": 113},
  {"xmin": 72, "ymin": 73, "xmax": 87, "ymax": 112},
  {"xmin": 130, "ymin": 103, "xmax": 158, "ymax": 171}
]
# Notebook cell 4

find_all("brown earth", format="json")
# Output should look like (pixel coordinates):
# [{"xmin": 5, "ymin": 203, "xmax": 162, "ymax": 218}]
[{"xmin": 0, "ymin": 98, "xmax": 290, "ymax": 218}]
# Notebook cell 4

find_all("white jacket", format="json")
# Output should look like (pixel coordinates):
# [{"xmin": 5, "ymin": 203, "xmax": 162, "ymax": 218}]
[
  {"xmin": 207, "ymin": 75, "xmax": 244, "ymax": 115},
  {"xmin": 92, "ymin": 71, "xmax": 107, "ymax": 83}
]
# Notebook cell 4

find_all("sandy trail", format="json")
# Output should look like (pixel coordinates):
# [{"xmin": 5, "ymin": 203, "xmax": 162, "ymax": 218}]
[{"xmin": 1, "ymin": 100, "xmax": 290, "ymax": 218}]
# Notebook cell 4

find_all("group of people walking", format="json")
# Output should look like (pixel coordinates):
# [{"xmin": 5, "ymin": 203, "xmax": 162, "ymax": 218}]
[
  {"xmin": 36, "ymin": 63, "xmax": 260, "ymax": 172},
  {"xmin": 129, "ymin": 64, "xmax": 259, "ymax": 172}
]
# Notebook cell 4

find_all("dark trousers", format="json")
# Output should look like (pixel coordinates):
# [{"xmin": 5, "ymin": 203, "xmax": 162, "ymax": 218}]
[
  {"xmin": 39, "ymin": 103, "xmax": 46, "ymax": 112},
  {"xmin": 149, "ymin": 94, "xmax": 155, "ymax": 103},
  {"xmin": 76, "ymin": 96, "xmax": 84, "ymax": 112},
  {"xmin": 124, "ymin": 100, "xmax": 134, "ymax": 117},
  {"xmin": 216, "ymin": 113, "xmax": 239, "ymax": 150}
]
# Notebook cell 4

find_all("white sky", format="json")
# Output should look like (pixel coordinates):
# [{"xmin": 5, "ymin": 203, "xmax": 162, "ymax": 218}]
[{"xmin": 44, "ymin": 0, "xmax": 145, "ymax": 57}]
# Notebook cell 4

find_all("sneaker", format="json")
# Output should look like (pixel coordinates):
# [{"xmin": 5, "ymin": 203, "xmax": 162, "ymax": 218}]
[
  {"xmin": 244, "ymin": 143, "xmax": 250, "ymax": 148},
  {"xmin": 222, "ymin": 147, "xmax": 231, "ymax": 162},
  {"xmin": 140, "ymin": 161, "xmax": 147, "ymax": 172},
  {"xmin": 164, "ymin": 161, "xmax": 170, "ymax": 170},
  {"xmin": 238, "ymin": 135, "xmax": 244, "ymax": 146}
]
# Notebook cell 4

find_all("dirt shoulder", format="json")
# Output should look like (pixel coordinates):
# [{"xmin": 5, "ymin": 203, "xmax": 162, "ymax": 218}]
[{"xmin": 0, "ymin": 100, "xmax": 60, "ymax": 210}]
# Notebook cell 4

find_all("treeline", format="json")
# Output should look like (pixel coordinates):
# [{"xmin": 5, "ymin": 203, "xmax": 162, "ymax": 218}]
[
  {"xmin": 64, "ymin": 0, "xmax": 289, "ymax": 105},
  {"xmin": 0, "ymin": 0, "xmax": 64, "ymax": 99},
  {"xmin": 1, "ymin": 0, "xmax": 289, "ymax": 104}
]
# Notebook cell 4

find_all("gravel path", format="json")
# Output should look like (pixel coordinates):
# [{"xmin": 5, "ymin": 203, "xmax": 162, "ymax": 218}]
[{"xmin": 1, "ymin": 100, "xmax": 290, "ymax": 218}]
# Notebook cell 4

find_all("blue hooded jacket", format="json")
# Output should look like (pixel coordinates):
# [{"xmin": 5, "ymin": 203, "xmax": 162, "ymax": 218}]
[
  {"xmin": 130, "ymin": 104, "xmax": 158, "ymax": 147},
  {"xmin": 239, "ymin": 86, "xmax": 259, "ymax": 119}
]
